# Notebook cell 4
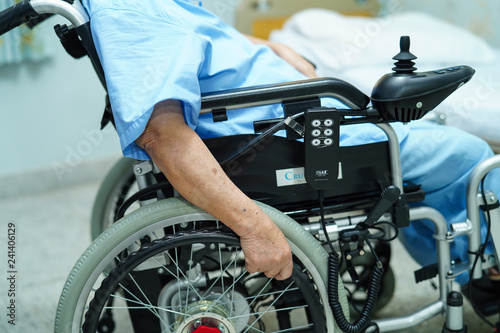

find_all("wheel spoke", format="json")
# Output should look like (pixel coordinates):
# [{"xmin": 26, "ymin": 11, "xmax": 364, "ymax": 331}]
[
  {"xmin": 229, "ymin": 304, "xmax": 308, "ymax": 320},
  {"xmin": 104, "ymin": 292, "xmax": 187, "ymax": 317},
  {"xmin": 243, "ymin": 280, "xmax": 296, "ymax": 333},
  {"xmin": 80, "ymin": 228, "xmax": 326, "ymax": 333},
  {"xmin": 204, "ymin": 268, "xmax": 249, "ymax": 314},
  {"xmin": 202, "ymin": 248, "xmax": 244, "ymax": 298},
  {"xmin": 114, "ymin": 279, "xmax": 170, "ymax": 328}
]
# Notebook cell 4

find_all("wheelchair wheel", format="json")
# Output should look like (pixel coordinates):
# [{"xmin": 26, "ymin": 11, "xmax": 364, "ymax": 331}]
[
  {"xmin": 82, "ymin": 230, "xmax": 326, "ymax": 333},
  {"xmin": 91, "ymin": 157, "xmax": 137, "ymax": 240},
  {"xmin": 55, "ymin": 198, "xmax": 346, "ymax": 333}
]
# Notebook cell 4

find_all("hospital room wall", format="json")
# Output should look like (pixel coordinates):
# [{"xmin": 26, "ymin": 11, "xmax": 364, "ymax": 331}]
[
  {"xmin": 0, "ymin": 17, "xmax": 121, "ymax": 197},
  {"xmin": 0, "ymin": 1, "xmax": 239, "ymax": 198},
  {"xmin": 379, "ymin": 0, "xmax": 500, "ymax": 48}
]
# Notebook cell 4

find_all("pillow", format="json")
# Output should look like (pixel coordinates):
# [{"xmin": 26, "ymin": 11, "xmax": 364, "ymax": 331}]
[{"xmin": 269, "ymin": 9, "xmax": 496, "ymax": 73}]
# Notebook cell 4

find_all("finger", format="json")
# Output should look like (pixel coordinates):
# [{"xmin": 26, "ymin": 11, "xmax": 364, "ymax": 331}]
[
  {"xmin": 296, "ymin": 61, "xmax": 317, "ymax": 78},
  {"xmin": 294, "ymin": 56, "xmax": 318, "ymax": 78},
  {"xmin": 264, "ymin": 268, "xmax": 281, "ymax": 279},
  {"xmin": 273, "ymin": 260, "xmax": 294, "ymax": 281},
  {"xmin": 245, "ymin": 261, "xmax": 258, "ymax": 274}
]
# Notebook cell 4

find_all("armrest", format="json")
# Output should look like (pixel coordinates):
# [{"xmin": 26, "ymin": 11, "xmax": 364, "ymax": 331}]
[{"xmin": 200, "ymin": 77, "xmax": 370, "ymax": 114}]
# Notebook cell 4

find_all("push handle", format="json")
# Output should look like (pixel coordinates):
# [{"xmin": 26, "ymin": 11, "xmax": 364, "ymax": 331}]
[{"xmin": 0, "ymin": 1, "xmax": 37, "ymax": 36}]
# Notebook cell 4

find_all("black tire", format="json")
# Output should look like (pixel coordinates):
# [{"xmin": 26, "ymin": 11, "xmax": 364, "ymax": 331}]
[{"xmin": 90, "ymin": 157, "xmax": 137, "ymax": 240}]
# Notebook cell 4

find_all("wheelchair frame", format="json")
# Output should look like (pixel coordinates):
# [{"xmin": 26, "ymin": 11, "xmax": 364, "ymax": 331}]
[
  {"xmin": 2, "ymin": 0, "xmax": 500, "ymax": 332},
  {"xmin": 93, "ymin": 112, "xmax": 500, "ymax": 333}
]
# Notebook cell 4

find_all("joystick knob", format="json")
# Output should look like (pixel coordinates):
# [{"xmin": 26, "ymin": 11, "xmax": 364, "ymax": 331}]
[{"xmin": 392, "ymin": 36, "xmax": 417, "ymax": 73}]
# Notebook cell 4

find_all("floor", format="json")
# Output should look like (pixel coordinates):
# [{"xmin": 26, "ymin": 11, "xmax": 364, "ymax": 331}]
[{"xmin": 0, "ymin": 180, "xmax": 497, "ymax": 332}]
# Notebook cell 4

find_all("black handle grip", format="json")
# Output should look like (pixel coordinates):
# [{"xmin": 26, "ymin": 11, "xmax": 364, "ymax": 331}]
[
  {"xmin": 357, "ymin": 185, "xmax": 401, "ymax": 228},
  {"xmin": 200, "ymin": 77, "xmax": 370, "ymax": 113},
  {"xmin": 0, "ymin": 1, "xmax": 37, "ymax": 36}
]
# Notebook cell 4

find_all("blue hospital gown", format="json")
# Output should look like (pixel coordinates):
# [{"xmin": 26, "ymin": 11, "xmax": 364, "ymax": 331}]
[{"xmin": 81, "ymin": 0, "xmax": 498, "ymax": 283}]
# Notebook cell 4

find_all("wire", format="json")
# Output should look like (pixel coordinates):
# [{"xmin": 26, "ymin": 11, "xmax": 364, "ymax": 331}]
[
  {"xmin": 369, "ymin": 221, "xmax": 399, "ymax": 242},
  {"xmin": 466, "ymin": 176, "xmax": 495, "ymax": 328},
  {"xmin": 319, "ymin": 190, "xmax": 383, "ymax": 333},
  {"xmin": 318, "ymin": 190, "xmax": 336, "ymax": 254}
]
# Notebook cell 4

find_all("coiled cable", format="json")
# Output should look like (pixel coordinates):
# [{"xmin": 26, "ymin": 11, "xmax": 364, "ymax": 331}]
[
  {"xmin": 318, "ymin": 190, "xmax": 385, "ymax": 333},
  {"xmin": 328, "ymin": 252, "xmax": 384, "ymax": 333}
]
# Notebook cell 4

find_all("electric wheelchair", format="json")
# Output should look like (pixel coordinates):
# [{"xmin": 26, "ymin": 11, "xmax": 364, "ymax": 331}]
[{"xmin": 3, "ymin": 1, "xmax": 500, "ymax": 332}]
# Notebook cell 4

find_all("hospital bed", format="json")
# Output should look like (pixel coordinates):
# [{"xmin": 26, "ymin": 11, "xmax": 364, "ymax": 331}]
[
  {"xmin": 237, "ymin": 0, "xmax": 500, "ymax": 152},
  {"xmin": 2, "ymin": 1, "xmax": 500, "ymax": 332}
]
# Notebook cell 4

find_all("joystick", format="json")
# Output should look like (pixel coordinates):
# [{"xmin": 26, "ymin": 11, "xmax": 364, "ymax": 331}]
[
  {"xmin": 371, "ymin": 36, "xmax": 475, "ymax": 122},
  {"xmin": 392, "ymin": 36, "xmax": 417, "ymax": 74}
]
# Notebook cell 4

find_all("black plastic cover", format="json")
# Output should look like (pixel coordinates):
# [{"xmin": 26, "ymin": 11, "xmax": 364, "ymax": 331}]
[
  {"xmin": 205, "ymin": 134, "xmax": 391, "ymax": 212},
  {"xmin": 0, "ymin": 1, "xmax": 37, "ymax": 36},
  {"xmin": 371, "ymin": 66, "xmax": 475, "ymax": 121}
]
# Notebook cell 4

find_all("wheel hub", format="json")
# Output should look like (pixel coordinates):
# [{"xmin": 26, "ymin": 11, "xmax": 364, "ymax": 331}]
[
  {"xmin": 175, "ymin": 300, "xmax": 236, "ymax": 333},
  {"xmin": 160, "ymin": 279, "xmax": 251, "ymax": 333}
]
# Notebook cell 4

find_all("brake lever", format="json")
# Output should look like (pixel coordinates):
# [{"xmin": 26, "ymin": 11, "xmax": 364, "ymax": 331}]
[{"xmin": 356, "ymin": 185, "xmax": 401, "ymax": 230}]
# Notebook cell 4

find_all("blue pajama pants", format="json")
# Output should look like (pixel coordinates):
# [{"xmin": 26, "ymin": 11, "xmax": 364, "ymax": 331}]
[{"xmin": 397, "ymin": 120, "xmax": 499, "ymax": 284}]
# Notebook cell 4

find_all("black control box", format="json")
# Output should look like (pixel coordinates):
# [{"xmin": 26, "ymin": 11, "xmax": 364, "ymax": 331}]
[{"xmin": 304, "ymin": 108, "xmax": 340, "ymax": 190}]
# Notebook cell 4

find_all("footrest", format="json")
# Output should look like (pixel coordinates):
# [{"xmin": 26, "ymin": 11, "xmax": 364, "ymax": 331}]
[{"xmin": 414, "ymin": 264, "xmax": 438, "ymax": 283}]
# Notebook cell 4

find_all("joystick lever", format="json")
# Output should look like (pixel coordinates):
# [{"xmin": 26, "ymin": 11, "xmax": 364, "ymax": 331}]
[{"xmin": 392, "ymin": 35, "xmax": 417, "ymax": 73}]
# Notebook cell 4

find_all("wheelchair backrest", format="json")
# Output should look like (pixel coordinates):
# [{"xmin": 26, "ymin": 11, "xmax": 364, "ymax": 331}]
[{"xmin": 205, "ymin": 134, "xmax": 391, "ymax": 214}]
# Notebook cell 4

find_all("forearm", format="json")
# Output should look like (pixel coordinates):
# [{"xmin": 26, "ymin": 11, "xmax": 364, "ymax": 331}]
[
  {"xmin": 244, "ymin": 34, "xmax": 317, "ymax": 78},
  {"xmin": 245, "ymin": 35, "xmax": 275, "ymax": 49},
  {"xmin": 136, "ymin": 100, "xmax": 270, "ymax": 236},
  {"xmin": 136, "ymin": 99, "xmax": 293, "ymax": 279}
]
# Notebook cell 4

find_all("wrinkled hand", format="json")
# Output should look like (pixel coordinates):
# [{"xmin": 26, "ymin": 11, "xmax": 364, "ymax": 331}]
[{"xmin": 239, "ymin": 221, "xmax": 293, "ymax": 280}]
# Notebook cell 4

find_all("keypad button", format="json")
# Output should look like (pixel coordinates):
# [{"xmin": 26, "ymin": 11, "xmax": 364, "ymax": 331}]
[
  {"xmin": 312, "ymin": 119, "xmax": 322, "ymax": 127},
  {"xmin": 312, "ymin": 129, "xmax": 322, "ymax": 137},
  {"xmin": 324, "ymin": 119, "xmax": 334, "ymax": 126}
]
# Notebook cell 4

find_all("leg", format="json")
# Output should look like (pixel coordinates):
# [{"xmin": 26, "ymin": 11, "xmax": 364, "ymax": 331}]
[{"xmin": 397, "ymin": 120, "xmax": 499, "ymax": 284}]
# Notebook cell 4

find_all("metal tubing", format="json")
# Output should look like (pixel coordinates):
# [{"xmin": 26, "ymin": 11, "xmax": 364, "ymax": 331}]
[
  {"xmin": 374, "ymin": 301, "xmax": 444, "ymax": 332},
  {"xmin": 410, "ymin": 206, "xmax": 451, "ymax": 302},
  {"xmin": 376, "ymin": 123, "xmax": 403, "ymax": 191},
  {"xmin": 200, "ymin": 78, "xmax": 370, "ymax": 113},
  {"xmin": 466, "ymin": 155, "xmax": 500, "ymax": 279},
  {"xmin": 30, "ymin": 0, "xmax": 88, "ymax": 27},
  {"xmin": 370, "ymin": 207, "xmax": 449, "ymax": 332},
  {"xmin": 479, "ymin": 191, "xmax": 500, "ymax": 268},
  {"xmin": 133, "ymin": 161, "xmax": 157, "ymax": 207}
]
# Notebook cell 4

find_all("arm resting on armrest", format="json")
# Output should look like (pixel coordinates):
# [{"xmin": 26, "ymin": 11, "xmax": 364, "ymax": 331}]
[{"xmin": 135, "ymin": 99, "xmax": 293, "ymax": 280}]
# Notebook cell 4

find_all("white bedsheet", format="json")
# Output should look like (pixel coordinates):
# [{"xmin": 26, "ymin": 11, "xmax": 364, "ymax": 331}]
[{"xmin": 270, "ymin": 9, "xmax": 500, "ymax": 147}]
